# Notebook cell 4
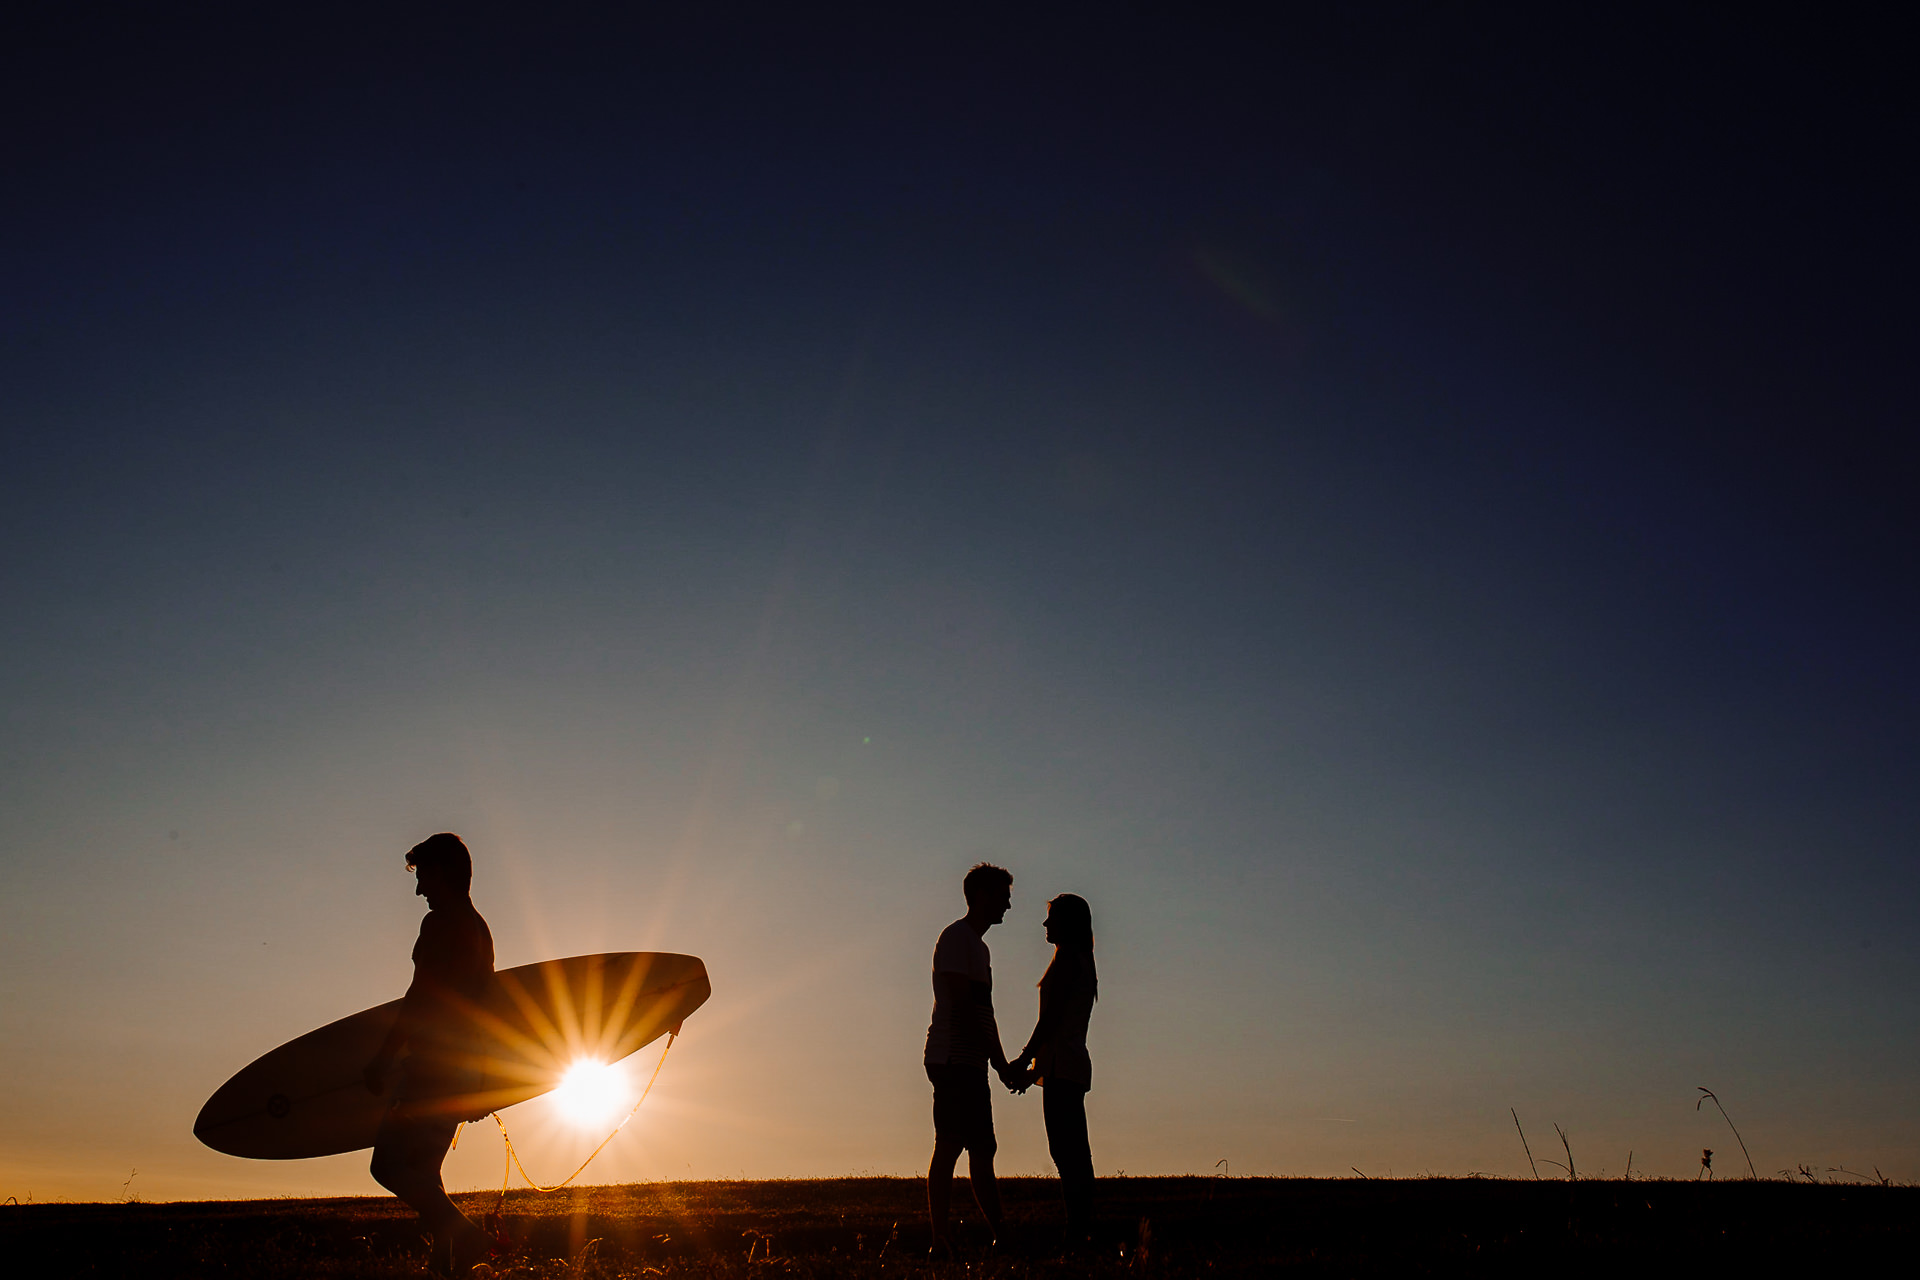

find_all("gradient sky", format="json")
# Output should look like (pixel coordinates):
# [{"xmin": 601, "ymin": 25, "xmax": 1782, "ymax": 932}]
[{"xmin": 4, "ymin": 10, "xmax": 1917, "ymax": 1202}]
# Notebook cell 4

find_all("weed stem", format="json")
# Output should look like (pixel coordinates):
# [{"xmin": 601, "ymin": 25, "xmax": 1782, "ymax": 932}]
[
  {"xmin": 1511, "ymin": 1109, "xmax": 1540, "ymax": 1180},
  {"xmin": 1696, "ymin": 1088, "xmax": 1756, "ymax": 1179}
]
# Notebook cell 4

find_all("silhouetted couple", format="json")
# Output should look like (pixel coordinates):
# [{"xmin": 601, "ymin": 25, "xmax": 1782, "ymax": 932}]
[{"xmin": 923, "ymin": 863, "xmax": 1098, "ymax": 1250}]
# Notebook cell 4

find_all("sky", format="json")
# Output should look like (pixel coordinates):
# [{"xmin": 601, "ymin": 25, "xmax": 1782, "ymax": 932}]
[{"xmin": 3, "ymin": 8, "xmax": 1917, "ymax": 1202}]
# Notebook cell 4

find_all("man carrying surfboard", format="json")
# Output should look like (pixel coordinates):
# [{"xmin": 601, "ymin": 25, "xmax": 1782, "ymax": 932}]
[
  {"xmin": 924, "ymin": 862, "xmax": 1022, "ymax": 1250},
  {"xmin": 362, "ymin": 833, "xmax": 497, "ymax": 1276}
]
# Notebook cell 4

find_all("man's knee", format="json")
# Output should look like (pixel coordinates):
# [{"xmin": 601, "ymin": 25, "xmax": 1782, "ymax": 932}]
[
  {"xmin": 370, "ymin": 1119, "xmax": 448, "ymax": 1199},
  {"xmin": 369, "ymin": 1145, "xmax": 405, "ymax": 1194}
]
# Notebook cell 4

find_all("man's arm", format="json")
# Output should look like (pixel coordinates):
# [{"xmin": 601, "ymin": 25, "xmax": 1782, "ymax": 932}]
[
  {"xmin": 933, "ymin": 970, "xmax": 1011, "ymax": 1072},
  {"xmin": 366, "ymin": 915, "xmax": 438, "ymax": 1095},
  {"xmin": 973, "ymin": 979, "xmax": 1010, "ymax": 1074},
  {"xmin": 979, "ymin": 979, "xmax": 1031, "ymax": 1090},
  {"xmin": 363, "ymin": 976, "xmax": 426, "ymax": 1095}
]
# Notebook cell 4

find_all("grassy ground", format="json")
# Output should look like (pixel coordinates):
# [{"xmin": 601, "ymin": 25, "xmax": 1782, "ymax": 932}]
[{"xmin": 4, "ymin": 1176, "xmax": 1914, "ymax": 1276}]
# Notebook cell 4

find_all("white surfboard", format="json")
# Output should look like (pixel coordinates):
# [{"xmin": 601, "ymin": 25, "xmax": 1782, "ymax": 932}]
[{"xmin": 194, "ymin": 951, "xmax": 710, "ymax": 1159}]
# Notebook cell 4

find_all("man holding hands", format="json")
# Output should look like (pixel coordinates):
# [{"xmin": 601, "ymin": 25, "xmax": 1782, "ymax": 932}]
[{"xmin": 923, "ymin": 863, "xmax": 1022, "ymax": 1250}]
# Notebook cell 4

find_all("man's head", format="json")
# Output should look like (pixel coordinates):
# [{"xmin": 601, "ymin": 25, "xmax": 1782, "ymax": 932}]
[
  {"xmin": 406, "ymin": 832, "xmax": 472, "ymax": 907},
  {"xmin": 962, "ymin": 862, "xmax": 1013, "ymax": 926}
]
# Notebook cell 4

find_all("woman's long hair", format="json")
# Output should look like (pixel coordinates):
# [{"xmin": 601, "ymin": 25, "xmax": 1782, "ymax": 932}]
[{"xmin": 1040, "ymin": 893, "xmax": 1097, "ymax": 1000}]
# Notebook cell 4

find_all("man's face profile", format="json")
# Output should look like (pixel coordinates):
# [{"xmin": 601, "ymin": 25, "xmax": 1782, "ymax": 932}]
[{"xmin": 412, "ymin": 864, "xmax": 458, "ymax": 909}]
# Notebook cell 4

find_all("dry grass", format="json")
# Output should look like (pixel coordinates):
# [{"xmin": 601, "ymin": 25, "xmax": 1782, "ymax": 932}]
[{"xmin": 3, "ymin": 1175, "xmax": 1915, "ymax": 1277}]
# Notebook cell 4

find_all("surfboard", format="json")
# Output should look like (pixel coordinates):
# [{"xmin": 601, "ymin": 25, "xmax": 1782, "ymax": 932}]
[{"xmin": 194, "ymin": 951, "xmax": 710, "ymax": 1160}]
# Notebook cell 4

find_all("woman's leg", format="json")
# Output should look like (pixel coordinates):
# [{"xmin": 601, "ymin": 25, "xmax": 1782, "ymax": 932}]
[{"xmin": 1042, "ymin": 1083, "xmax": 1094, "ymax": 1235}]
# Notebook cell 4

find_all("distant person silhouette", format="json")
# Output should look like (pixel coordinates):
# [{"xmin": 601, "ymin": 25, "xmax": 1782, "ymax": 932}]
[
  {"xmin": 362, "ymin": 833, "xmax": 496, "ymax": 1276},
  {"xmin": 1010, "ymin": 893, "xmax": 1098, "ymax": 1241},
  {"xmin": 923, "ymin": 863, "xmax": 1023, "ymax": 1249}
]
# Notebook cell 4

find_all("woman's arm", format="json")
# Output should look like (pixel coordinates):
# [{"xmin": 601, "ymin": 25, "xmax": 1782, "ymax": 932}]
[{"xmin": 1015, "ymin": 962, "xmax": 1063, "ymax": 1067}]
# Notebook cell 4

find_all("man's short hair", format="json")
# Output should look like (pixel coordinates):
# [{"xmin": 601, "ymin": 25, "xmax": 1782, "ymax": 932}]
[
  {"xmin": 406, "ymin": 832, "xmax": 472, "ymax": 891},
  {"xmin": 962, "ymin": 862, "xmax": 1012, "ymax": 907}
]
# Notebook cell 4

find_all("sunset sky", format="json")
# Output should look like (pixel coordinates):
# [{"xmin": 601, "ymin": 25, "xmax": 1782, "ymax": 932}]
[{"xmin": 3, "ymin": 10, "xmax": 1917, "ymax": 1202}]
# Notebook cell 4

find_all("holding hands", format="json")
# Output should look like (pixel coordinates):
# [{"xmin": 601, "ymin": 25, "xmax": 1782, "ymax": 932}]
[{"xmin": 999, "ymin": 1055, "xmax": 1038, "ymax": 1094}]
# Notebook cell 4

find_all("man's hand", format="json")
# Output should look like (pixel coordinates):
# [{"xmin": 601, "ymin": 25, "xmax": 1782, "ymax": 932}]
[{"xmin": 1003, "ymin": 1052, "xmax": 1041, "ymax": 1093}]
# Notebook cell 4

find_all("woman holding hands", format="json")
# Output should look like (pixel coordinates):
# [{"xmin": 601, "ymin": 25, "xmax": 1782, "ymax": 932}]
[{"xmin": 1010, "ymin": 893, "xmax": 1098, "ymax": 1241}]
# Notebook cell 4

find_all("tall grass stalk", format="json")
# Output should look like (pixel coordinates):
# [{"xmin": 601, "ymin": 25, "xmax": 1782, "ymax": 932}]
[
  {"xmin": 1510, "ymin": 1109, "xmax": 1539, "ymax": 1180},
  {"xmin": 1553, "ymin": 1124, "xmax": 1576, "ymax": 1181},
  {"xmin": 1696, "ymin": 1088, "xmax": 1756, "ymax": 1179}
]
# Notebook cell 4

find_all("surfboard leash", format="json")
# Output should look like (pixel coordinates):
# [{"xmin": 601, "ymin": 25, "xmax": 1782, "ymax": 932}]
[{"xmin": 489, "ymin": 1029, "xmax": 677, "ymax": 1205}]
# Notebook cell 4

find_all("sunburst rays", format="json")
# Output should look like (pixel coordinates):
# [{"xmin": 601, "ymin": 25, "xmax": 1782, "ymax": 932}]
[{"xmin": 431, "ymin": 952, "xmax": 706, "ymax": 1121}]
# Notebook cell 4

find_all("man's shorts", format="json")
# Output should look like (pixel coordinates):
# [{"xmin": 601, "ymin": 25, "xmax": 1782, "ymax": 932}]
[
  {"xmin": 393, "ymin": 1053, "xmax": 492, "ymax": 1124},
  {"xmin": 926, "ymin": 1063, "xmax": 995, "ymax": 1154},
  {"xmin": 370, "ymin": 1102, "xmax": 461, "ymax": 1182}
]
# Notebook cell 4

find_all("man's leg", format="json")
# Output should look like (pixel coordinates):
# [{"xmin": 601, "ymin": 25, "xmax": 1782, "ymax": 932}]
[
  {"xmin": 928, "ymin": 1064, "xmax": 1002, "ymax": 1244},
  {"xmin": 964, "ymin": 1066, "xmax": 1003, "ymax": 1239},
  {"xmin": 966, "ymin": 1144, "xmax": 1004, "ymax": 1237},
  {"xmin": 370, "ymin": 1108, "xmax": 487, "ymax": 1267},
  {"xmin": 928, "ymin": 1138, "xmax": 964, "ymax": 1245},
  {"xmin": 927, "ymin": 1064, "xmax": 962, "ymax": 1246}
]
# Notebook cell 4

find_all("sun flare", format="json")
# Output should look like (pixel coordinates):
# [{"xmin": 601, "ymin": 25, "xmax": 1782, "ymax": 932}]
[{"xmin": 551, "ymin": 1059, "xmax": 630, "ymax": 1129}]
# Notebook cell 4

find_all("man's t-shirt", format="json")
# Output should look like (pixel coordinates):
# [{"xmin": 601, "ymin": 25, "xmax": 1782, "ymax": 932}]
[
  {"xmin": 407, "ymin": 901, "xmax": 495, "ymax": 1066},
  {"xmin": 923, "ymin": 918, "xmax": 992, "ymax": 1068}
]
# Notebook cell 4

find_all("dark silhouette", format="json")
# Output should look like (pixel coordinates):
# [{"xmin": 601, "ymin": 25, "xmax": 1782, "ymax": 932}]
[
  {"xmin": 923, "ymin": 863, "xmax": 1023, "ymax": 1249},
  {"xmin": 1010, "ymin": 893, "xmax": 1098, "ymax": 1241},
  {"xmin": 362, "ymin": 833, "xmax": 497, "ymax": 1276}
]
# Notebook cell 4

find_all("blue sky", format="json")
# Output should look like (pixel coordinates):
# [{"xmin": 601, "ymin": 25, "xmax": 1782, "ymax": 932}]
[{"xmin": 3, "ymin": 9, "xmax": 1916, "ymax": 1199}]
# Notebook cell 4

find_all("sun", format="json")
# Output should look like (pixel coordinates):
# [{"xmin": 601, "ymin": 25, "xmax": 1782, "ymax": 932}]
[{"xmin": 551, "ymin": 1058, "xmax": 630, "ymax": 1129}]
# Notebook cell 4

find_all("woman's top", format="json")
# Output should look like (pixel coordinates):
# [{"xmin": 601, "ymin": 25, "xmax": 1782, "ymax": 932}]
[{"xmin": 1021, "ymin": 948, "xmax": 1095, "ymax": 1089}]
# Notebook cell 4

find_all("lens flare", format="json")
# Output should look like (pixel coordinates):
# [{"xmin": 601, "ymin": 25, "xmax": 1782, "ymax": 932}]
[{"xmin": 551, "ymin": 1059, "xmax": 629, "ymax": 1129}]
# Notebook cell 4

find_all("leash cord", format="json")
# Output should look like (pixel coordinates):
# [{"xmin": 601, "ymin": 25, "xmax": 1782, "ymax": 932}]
[{"xmin": 490, "ymin": 1031, "xmax": 676, "ymax": 1203}]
